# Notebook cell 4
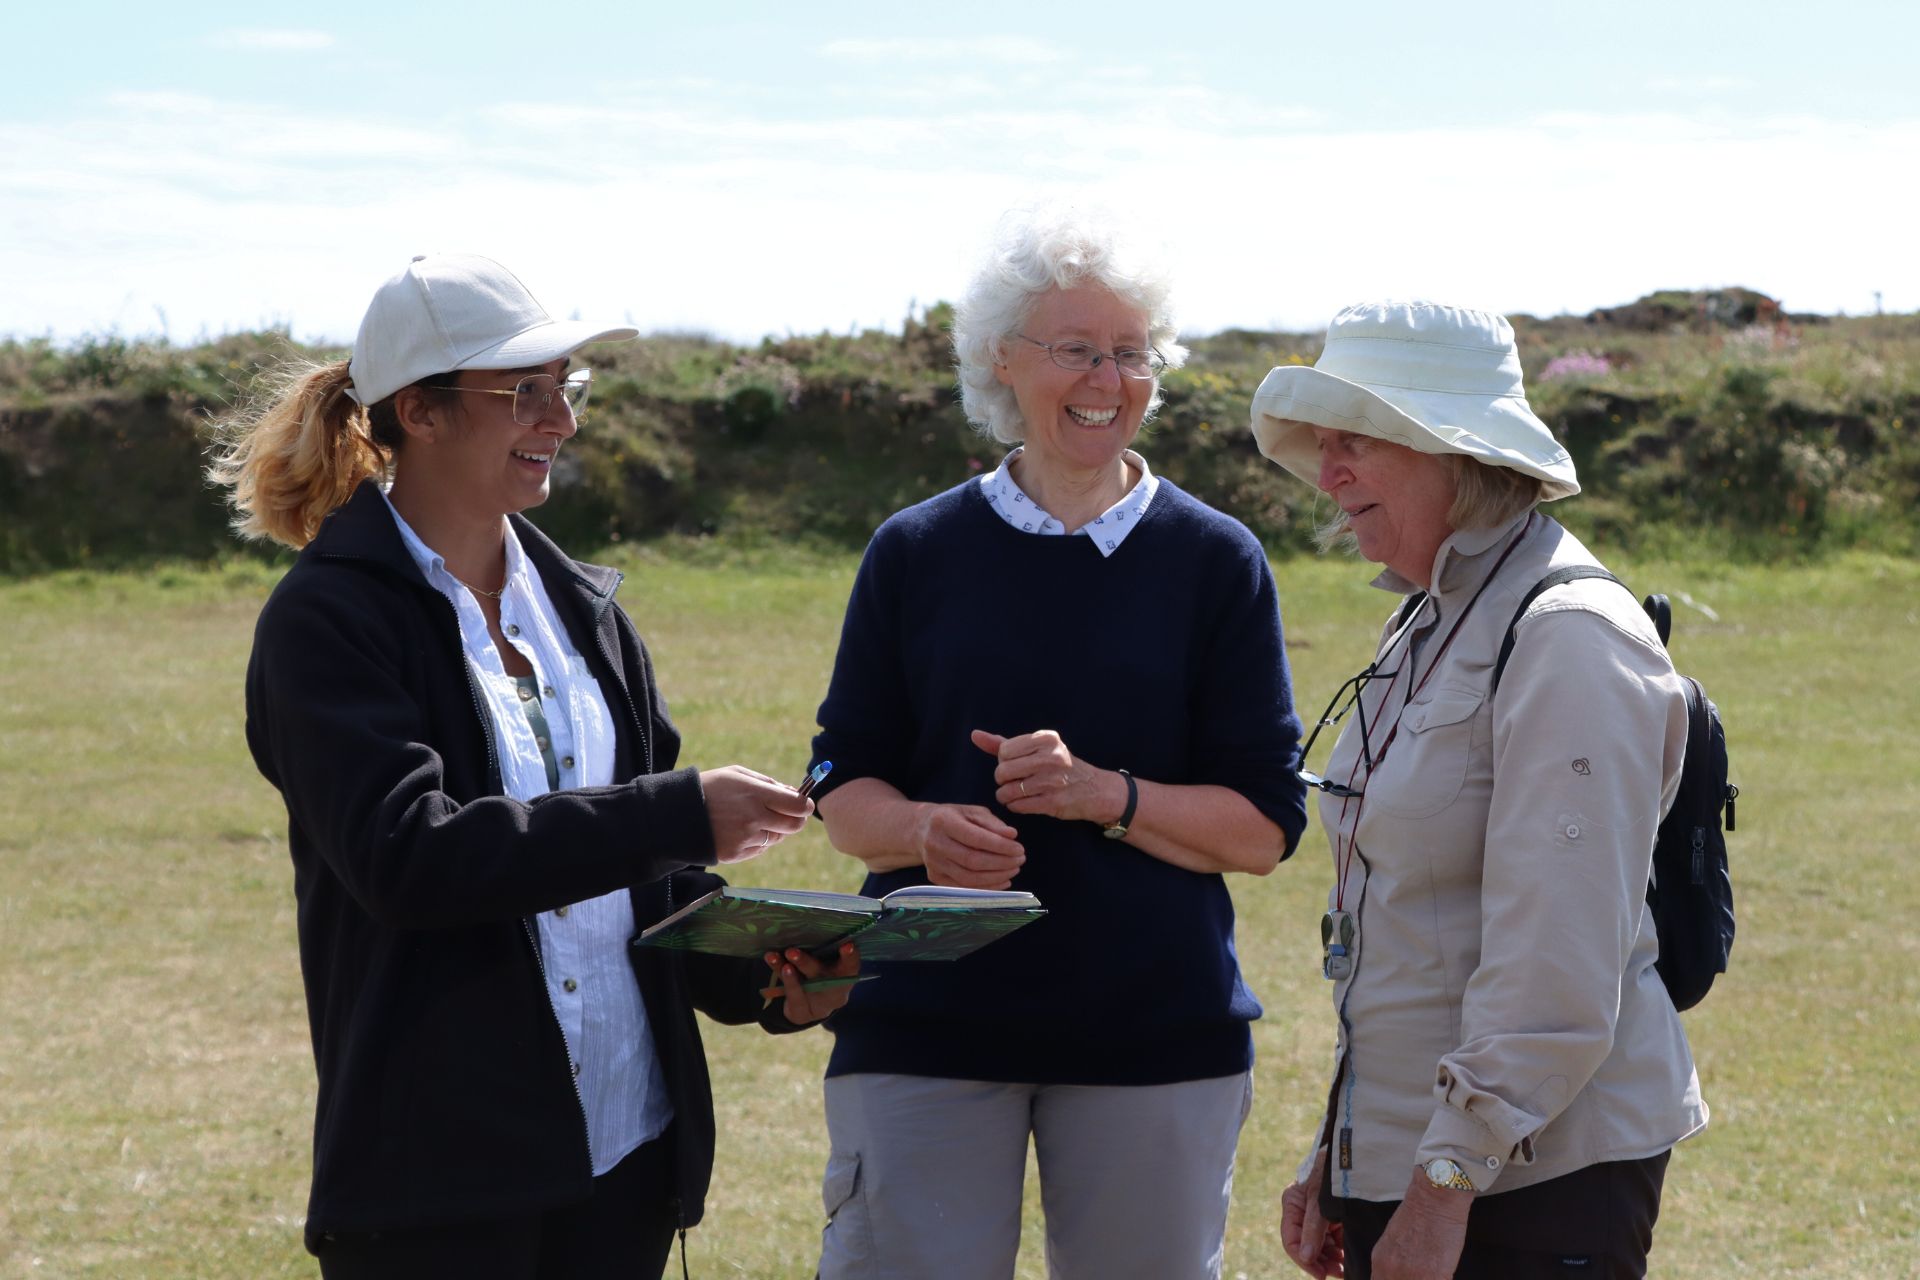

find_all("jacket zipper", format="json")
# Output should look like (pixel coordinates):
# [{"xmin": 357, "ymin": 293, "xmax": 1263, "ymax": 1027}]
[
  {"xmin": 576, "ymin": 565, "xmax": 680, "ymax": 1204},
  {"xmin": 523, "ymin": 914, "xmax": 595, "ymax": 1177},
  {"xmin": 587, "ymin": 569, "xmax": 654, "ymax": 775},
  {"xmin": 316, "ymin": 542, "xmax": 598, "ymax": 1180},
  {"xmin": 437, "ymin": 585, "xmax": 597, "ymax": 1181},
  {"xmin": 652, "ymin": 683, "xmax": 688, "ymax": 1238}
]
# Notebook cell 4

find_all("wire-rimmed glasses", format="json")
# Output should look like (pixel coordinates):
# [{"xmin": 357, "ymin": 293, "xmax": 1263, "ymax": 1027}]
[
  {"xmin": 1016, "ymin": 335, "xmax": 1167, "ymax": 379},
  {"xmin": 1295, "ymin": 660, "xmax": 1402, "ymax": 799},
  {"xmin": 436, "ymin": 368, "xmax": 593, "ymax": 426}
]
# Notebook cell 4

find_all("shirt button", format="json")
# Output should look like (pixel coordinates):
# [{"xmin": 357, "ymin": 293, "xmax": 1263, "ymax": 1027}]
[
  {"xmin": 562, "ymin": 755, "xmax": 575, "ymax": 769},
  {"xmin": 573, "ymin": 1060, "xmax": 582, "ymax": 1078},
  {"xmin": 1565, "ymin": 824, "xmax": 1581, "ymax": 838},
  {"xmin": 536, "ymin": 735, "xmax": 549, "ymax": 750},
  {"xmin": 554, "ymin": 905, "xmax": 569, "ymax": 918},
  {"xmin": 505, "ymin": 624, "xmax": 521, "ymax": 637},
  {"xmin": 1487, "ymin": 1156, "xmax": 1501, "ymax": 1168},
  {"xmin": 517, "ymin": 686, "xmax": 534, "ymax": 702},
  {"xmin": 562, "ymin": 977, "xmax": 578, "ymax": 993}
]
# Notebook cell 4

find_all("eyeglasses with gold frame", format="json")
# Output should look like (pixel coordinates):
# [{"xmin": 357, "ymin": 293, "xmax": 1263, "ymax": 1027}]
[{"xmin": 434, "ymin": 368, "xmax": 593, "ymax": 426}]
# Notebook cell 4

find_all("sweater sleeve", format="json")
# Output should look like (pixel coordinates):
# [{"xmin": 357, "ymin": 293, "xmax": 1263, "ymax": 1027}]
[
  {"xmin": 1182, "ymin": 527, "xmax": 1309, "ymax": 851},
  {"xmin": 246, "ymin": 578, "xmax": 715, "ymax": 931},
  {"xmin": 807, "ymin": 524, "xmax": 916, "ymax": 802},
  {"xmin": 1417, "ymin": 603, "xmax": 1687, "ymax": 1188}
]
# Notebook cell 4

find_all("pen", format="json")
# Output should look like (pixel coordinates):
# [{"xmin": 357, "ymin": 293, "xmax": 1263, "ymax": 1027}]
[
  {"xmin": 795, "ymin": 760, "xmax": 832, "ymax": 801},
  {"xmin": 759, "ymin": 972, "xmax": 879, "ymax": 1001}
]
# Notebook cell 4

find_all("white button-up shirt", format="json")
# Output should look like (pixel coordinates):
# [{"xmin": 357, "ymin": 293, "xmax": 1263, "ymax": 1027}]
[{"xmin": 384, "ymin": 494, "xmax": 671, "ymax": 1174}]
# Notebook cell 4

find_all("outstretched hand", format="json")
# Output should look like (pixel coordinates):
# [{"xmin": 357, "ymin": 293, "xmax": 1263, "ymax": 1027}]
[
  {"xmin": 971, "ymin": 729, "xmax": 1126, "ymax": 827},
  {"xmin": 700, "ymin": 765, "xmax": 813, "ymax": 864}
]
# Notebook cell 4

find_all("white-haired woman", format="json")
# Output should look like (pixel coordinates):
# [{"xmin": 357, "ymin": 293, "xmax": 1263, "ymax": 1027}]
[
  {"xmin": 804, "ymin": 208, "xmax": 1309, "ymax": 1279},
  {"xmin": 1252, "ymin": 302, "xmax": 1707, "ymax": 1280},
  {"xmin": 212, "ymin": 254, "xmax": 853, "ymax": 1279}
]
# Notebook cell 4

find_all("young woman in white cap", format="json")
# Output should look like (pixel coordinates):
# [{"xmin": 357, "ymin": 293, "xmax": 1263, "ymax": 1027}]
[
  {"xmin": 1250, "ymin": 302, "xmax": 1706, "ymax": 1280},
  {"xmin": 212, "ymin": 253, "xmax": 856, "ymax": 1278}
]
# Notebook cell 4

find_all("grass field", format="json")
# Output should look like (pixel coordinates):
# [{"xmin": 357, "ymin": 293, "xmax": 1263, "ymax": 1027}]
[{"xmin": 1, "ymin": 544, "xmax": 1915, "ymax": 1278}]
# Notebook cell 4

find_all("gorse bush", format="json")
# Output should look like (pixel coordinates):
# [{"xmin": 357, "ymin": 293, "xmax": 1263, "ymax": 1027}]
[{"xmin": 2, "ymin": 295, "xmax": 1917, "ymax": 573}]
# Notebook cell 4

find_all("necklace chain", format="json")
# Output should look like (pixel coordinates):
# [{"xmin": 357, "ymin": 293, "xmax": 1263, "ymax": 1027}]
[{"xmin": 449, "ymin": 572, "xmax": 505, "ymax": 600}]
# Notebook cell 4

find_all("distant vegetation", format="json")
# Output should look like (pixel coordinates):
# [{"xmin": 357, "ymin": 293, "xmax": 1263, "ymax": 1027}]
[{"xmin": 2, "ymin": 290, "xmax": 1915, "ymax": 572}]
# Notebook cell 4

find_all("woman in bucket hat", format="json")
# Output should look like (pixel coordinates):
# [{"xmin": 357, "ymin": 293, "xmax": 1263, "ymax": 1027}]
[
  {"xmin": 211, "ymin": 253, "xmax": 855, "ymax": 1278},
  {"xmin": 1252, "ymin": 302, "xmax": 1706, "ymax": 1280}
]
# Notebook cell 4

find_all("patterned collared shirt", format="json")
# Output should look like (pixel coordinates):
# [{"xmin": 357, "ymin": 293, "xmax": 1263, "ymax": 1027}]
[{"xmin": 978, "ymin": 447, "xmax": 1159, "ymax": 556}]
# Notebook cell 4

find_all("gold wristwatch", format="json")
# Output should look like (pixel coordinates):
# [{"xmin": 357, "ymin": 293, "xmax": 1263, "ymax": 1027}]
[
  {"xmin": 1102, "ymin": 769, "xmax": 1137, "ymax": 840},
  {"xmin": 1420, "ymin": 1157, "xmax": 1478, "ymax": 1192}
]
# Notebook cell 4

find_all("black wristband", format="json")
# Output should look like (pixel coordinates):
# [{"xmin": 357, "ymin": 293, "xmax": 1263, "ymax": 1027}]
[{"xmin": 1102, "ymin": 769, "xmax": 1137, "ymax": 840}]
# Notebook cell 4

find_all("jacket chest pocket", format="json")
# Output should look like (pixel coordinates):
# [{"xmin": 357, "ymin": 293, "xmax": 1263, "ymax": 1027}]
[{"xmin": 1368, "ymin": 690, "xmax": 1485, "ymax": 818}]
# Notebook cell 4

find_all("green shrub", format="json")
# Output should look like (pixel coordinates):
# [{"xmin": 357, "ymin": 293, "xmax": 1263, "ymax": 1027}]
[{"xmin": 5, "ymin": 307, "xmax": 1919, "ymax": 573}]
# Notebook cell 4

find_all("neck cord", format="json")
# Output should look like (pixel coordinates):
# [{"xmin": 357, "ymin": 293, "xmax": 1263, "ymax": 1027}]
[{"xmin": 1328, "ymin": 515, "xmax": 1535, "ymax": 910}]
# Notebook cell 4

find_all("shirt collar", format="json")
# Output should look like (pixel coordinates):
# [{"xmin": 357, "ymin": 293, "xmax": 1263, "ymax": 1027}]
[
  {"xmin": 379, "ymin": 490, "xmax": 528, "ymax": 600},
  {"xmin": 977, "ymin": 447, "xmax": 1159, "ymax": 557},
  {"xmin": 1369, "ymin": 509, "xmax": 1538, "ymax": 602}
]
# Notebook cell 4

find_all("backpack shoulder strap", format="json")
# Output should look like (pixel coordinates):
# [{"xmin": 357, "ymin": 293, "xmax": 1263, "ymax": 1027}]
[
  {"xmin": 1491, "ymin": 566, "xmax": 1627, "ymax": 693},
  {"xmin": 1643, "ymin": 593, "xmax": 1673, "ymax": 646}
]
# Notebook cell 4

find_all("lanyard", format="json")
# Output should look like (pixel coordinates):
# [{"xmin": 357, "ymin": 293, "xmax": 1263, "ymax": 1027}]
[{"xmin": 1328, "ymin": 516, "xmax": 1534, "ymax": 909}]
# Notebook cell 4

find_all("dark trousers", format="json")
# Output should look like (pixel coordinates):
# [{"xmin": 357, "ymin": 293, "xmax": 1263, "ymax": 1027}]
[
  {"xmin": 313, "ymin": 1131, "xmax": 679, "ymax": 1280},
  {"xmin": 1327, "ymin": 1151, "xmax": 1670, "ymax": 1280}
]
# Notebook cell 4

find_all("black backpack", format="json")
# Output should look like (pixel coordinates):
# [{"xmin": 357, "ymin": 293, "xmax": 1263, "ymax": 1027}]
[{"xmin": 1491, "ymin": 566, "xmax": 1738, "ymax": 1012}]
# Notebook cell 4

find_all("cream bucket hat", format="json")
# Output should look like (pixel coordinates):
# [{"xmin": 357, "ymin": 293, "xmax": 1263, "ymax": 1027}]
[{"xmin": 1250, "ymin": 300, "xmax": 1579, "ymax": 500}]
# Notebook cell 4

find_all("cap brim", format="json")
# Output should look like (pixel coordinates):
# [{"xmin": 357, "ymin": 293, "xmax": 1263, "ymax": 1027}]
[
  {"xmin": 1250, "ymin": 365, "xmax": 1580, "ymax": 501},
  {"xmin": 457, "ymin": 319, "xmax": 640, "ymax": 372}
]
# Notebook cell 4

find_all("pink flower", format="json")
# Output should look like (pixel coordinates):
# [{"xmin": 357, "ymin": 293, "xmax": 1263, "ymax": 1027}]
[{"xmin": 1540, "ymin": 351, "xmax": 1611, "ymax": 381}]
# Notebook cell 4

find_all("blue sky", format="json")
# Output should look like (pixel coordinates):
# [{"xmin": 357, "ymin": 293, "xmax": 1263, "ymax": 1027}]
[{"xmin": 5, "ymin": 1, "xmax": 1915, "ymax": 345}]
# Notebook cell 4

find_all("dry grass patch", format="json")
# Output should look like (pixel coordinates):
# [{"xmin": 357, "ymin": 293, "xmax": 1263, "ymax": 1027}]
[{"xmin": 1, "ymin": 548, "xmax": 1915, "ymax": 1277}]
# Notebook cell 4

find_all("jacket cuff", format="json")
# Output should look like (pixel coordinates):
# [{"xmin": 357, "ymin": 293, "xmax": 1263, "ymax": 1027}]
[
  {"xmin": 1416, "ymin": 1104, "xmax": 1535, "ymax": 1193},
  {"xmin": 757, "ymin": 1001, "xmax": 811, "ymax": 1036},
  {"xmin": 634, "ymin": 765, "xmax": 716, "ymax": 868}
]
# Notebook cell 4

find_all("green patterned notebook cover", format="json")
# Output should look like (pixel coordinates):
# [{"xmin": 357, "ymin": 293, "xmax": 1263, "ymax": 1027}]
[{"xmin": 636, "ymin": 885, "xmax": 1044, "ymax": 962}]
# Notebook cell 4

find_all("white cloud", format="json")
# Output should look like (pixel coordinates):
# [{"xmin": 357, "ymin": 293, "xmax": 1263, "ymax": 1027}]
[
  {"xmin": 1644, "ymin": 73, "xmax": 1751, "ymax": 96},
  {"xmin": 205, "ymin": 28, "xmax": 337, "ymax": 52},
  {"xmin": 3, "ymin": 83, "xmax": 1915, "ymax": 347},
  {"xmin": 821, "ymin": 36, "xmax": 1063, "ymax": 65}
]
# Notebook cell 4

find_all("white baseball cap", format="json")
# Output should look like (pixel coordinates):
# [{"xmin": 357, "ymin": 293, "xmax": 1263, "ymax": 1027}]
[
  {"xmin": 346, "ymin": 253, "xmax": 638, "ymax": 406},
  {"xmin": 1250, "ymin": 300, "xmax": 1579, "ymax": 500}
]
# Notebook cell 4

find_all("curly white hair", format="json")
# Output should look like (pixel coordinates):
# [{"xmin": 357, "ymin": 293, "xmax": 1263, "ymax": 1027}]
[{"xmin": 953, "ymin": 204, "xmax": 1187, "ymax": 444}]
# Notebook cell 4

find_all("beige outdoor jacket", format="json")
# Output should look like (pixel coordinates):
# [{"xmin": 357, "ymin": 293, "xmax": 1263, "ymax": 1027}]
[{"xmin": 1304, "ymin": 511, "xmax": 1708, "ymax": 1202}]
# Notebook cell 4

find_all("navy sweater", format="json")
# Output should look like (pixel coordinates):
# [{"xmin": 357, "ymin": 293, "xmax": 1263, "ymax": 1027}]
[{"xmin": 810, "ymin": 478, "xmax": 1307, "ymax": 1085}]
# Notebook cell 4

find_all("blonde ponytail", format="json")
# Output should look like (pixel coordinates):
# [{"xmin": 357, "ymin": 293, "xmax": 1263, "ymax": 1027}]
[{"xmin": 208, "ymin": 359, "xmax": 392, "ymax": 549}]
